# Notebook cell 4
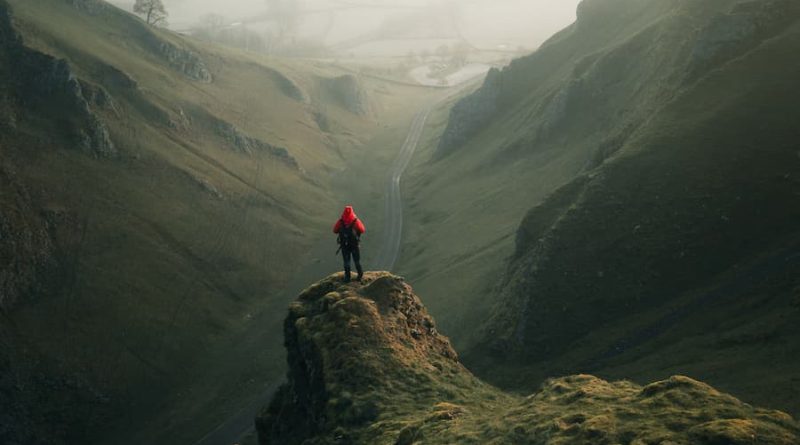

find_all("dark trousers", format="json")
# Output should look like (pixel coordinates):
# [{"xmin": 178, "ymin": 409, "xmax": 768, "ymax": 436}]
[{"xmin": 342, "ymin": 246, "xmax": 363, "ymax": 281}]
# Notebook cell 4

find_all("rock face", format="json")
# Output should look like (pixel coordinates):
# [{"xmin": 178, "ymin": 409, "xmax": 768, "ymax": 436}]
[
  {"xmin": 256, "ymin": 272, "xmax": 465, "ymax": 445},
  {"xmin": 0, "ymin": 2, "xmax": 116, "ymax": 156},
  {"xmin": 436, "ymin": 68, "xmax": 500, "ymax": 157},
  {"xmin": 65, "ymin": 0, "xmax": 213, "ymax": 83},
  {"xmin": 256, "ymin": 273, "xmax": 800, "ymax": 445},
  {"xmin": 321, "ymin": 75, "xmax": 369, "ymax": 115},
  {"xmin": 211, "ymin": 116, "xmax": 299, "ymax": 169},
  {"xmin": 156, "ymin": 40, "xmax": 213, "ymax": 83}
]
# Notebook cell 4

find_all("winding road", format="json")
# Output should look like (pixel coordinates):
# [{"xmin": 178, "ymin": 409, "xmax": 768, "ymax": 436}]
[{"xmin": 373, "ymin": 107, "xmax": 431, "ymax": 272}]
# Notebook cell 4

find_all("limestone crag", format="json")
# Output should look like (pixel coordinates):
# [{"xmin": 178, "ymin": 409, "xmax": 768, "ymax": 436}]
[
  {"xmin": 256, "ymin": 272, "xmax": 465, "ymax": 445},
  {"xmin": 157, "ymin": 41, "xmax": 213, "ymax": 83},
  {"xmin": 213, "ymin": 118, "xmax": 299, "ymax": 169},
  {"xmin": 0, "ymin": 2, "xmax": 116, "ymax": 156},
  {"xmin": 26, "ymin": 58, "xmax": 116, "ymax": 156},
  {"xmin": 436, "ymin": 68, "xmax": 500, "ymax": 156},
  {"xmin": 321, "ymin": 75, "xmax": 369, "ymax": 115},
  {"xmin": 256, "ymin": 273, "xmax": 800, "ymax": 445}
]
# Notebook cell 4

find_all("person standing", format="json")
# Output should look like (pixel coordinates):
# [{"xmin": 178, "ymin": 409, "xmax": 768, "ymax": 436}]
[{"xmin": 333, "ymin": 206, "xmax": 366, "ymax": 282}]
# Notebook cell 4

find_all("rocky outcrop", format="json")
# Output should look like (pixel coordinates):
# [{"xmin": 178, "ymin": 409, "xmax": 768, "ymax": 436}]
[
  {"xmin": 256, "ymin": 273, "xmax": 800, "ymax": 445},
  {"xmin": 63, "ymin": 0, "xmax": 213, "ymax": 83},
  {"xmin": 321, "ymin": 74, "xmax": 369, "ymax": 115},
  {"xmin": 0, "ymin": 2, "xmax": 116, "ymax": 157},
  {"xmin": 25, "ymin": 58, "xmax": 116, "ymax": 156},
  {"xmin": 157, "ymin": 41, "xmax": 213, "ymax": 83},
  {"xmin": 213, "ymin": 118, "xmax": 299, "ymax": 169},
  {"xmin": 436, "ymin": 68, "xmax": 500, "ymax": 156},
  {"xmin": 185, "ymin": 172, "xmax": 224, "ymax": 199},
  {"xmin": 63, "ymin": 0, "xmax": 110, "ymax": 15},
  {"xmin": 256, "ymin": 273, "xmax": 464, "ymax": 445},
  {"xmin": 270, "ymin": 69, "xmax": 308, "ymax": 103},
  {"xmin": 78, "ymin": 80, "xmax": 118, "ymax": 114}
]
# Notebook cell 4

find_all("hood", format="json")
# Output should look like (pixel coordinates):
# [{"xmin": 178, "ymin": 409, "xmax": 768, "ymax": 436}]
[{"xmin": 340, "ymin": 206, "xmax": 357, "ymax": 225}]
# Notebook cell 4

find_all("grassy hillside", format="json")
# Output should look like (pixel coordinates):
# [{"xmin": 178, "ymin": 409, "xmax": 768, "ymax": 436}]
[
  {"xmin": 256, "ymin": 273, "xmax": 800, "ymax": 445},
  {"xmin": 0, "ymin": 0, "xmax": 432, "ymax": 443},
  {"xmin": 398, "ymin": 0, "xmax": 800, "ymax": 417},
  {"xmin": 396, "ymin": 0, "xmax": 689, "ymax": 346}
]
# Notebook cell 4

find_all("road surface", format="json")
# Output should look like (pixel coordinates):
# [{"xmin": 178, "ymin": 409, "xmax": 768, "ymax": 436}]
[{"xmin": 373, "ymin": 107, "xmax": 431, "ymax": 272}]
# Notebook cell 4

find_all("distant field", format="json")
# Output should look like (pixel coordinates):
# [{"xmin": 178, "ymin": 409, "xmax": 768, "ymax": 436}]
[{"xmin": 109, "ymin": 0, "xmax": 579, "ymax": 55}]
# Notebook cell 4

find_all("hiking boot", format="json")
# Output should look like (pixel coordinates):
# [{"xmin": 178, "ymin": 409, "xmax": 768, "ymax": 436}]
[{"xmin": 344, "ymin": 268, "xmax": 351, "ymax": 283}]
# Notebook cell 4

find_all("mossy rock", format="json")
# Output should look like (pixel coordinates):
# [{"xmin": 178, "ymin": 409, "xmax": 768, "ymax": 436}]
[{"xmin": 257, "ymin": 274, "xmax": 800, "ymax": 445}]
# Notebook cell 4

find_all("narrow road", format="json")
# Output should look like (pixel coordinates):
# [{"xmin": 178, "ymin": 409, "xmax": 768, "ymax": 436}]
[{"xmin": 374, "ymin": 107, "xmax": 431, "ymax": 272}]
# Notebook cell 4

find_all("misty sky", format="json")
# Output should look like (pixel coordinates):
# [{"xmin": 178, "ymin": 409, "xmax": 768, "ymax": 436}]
[{"xmin": 110, "ymin": 0, "xmax": 582, "ymax": 52}]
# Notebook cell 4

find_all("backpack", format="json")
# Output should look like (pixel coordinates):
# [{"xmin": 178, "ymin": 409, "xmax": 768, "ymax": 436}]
[{"xmin": 337, "ymin": 219, "xmax": 359, "ymax": 250}]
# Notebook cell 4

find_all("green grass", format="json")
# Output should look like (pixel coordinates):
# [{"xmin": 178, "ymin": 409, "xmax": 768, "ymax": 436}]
[
  {"xmin": 257, "ymin": 273, "xmax": 800, "ymax": 445},
  {"xmin": 395, "ymin": 0, "xmax": 800, "ymax": 420},
  {"xmin": 0, "ymin": 0, "xmax": 437, "ymax": 443}
]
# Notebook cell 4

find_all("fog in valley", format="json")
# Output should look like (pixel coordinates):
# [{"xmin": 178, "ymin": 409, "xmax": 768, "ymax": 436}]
[
  {"xmin": 5, "ymin": 1, "xmax": 800, "ymax": 444},
  {"xmin": 110, "ymin": 0, "xmax": 581, "ymax": 59}
]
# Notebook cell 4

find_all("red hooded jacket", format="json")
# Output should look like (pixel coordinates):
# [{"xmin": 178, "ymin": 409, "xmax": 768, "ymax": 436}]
[{"xmin": 333, "ymin": 206, "xmax": 366, "ymax": 235}]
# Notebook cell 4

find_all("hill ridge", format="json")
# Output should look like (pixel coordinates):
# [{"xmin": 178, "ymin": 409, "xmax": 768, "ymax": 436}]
[{"xmin": 256, "ymin": 272, "xmax": 800, "ymax": 445}]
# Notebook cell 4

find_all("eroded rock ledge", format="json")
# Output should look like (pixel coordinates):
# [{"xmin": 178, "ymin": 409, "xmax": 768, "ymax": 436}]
[{"xmin": 256, "ymin": 272, "xmax": 800, "ymax": 445}]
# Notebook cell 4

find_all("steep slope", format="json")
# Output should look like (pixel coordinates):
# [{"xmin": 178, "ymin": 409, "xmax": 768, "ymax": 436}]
[
  {"xmin": 257, "ymin": 273, "xmax": 800, "ymax": 445},
  {"xmin": 397, "ymin": 0, "xmax": 688, "ymax": 344},
  {"xmin": 399, "ymin": 0, "xmax": 800, "ymax": 416},
  {"xmin": 0, "ymin": 0, "xmax": 427, "ymax": 443}
]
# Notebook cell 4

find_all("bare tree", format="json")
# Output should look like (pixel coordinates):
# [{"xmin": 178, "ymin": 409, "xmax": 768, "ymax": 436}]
[{"xmin": 134, "ymin": 0, "xmax": 168, "ymax": 27}]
